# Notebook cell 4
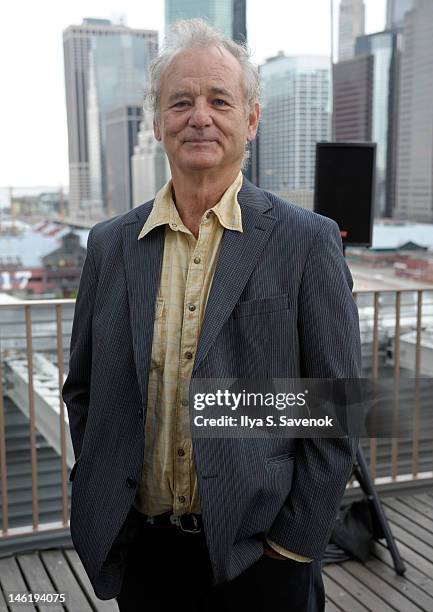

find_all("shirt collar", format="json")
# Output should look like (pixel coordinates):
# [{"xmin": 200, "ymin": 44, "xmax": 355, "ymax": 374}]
[{"xmin": 138, "ymin": 171, "xmax": 243, "ymax": 240}]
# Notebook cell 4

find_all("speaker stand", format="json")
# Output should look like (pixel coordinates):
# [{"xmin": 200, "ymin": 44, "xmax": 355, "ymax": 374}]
[
  {"xmin": 343, "ymin": 244, "xmax": 405, "ymax": 574},
  {"xmin": 353, "ymin": 447, "xmax": 406, "ymax": 575}
]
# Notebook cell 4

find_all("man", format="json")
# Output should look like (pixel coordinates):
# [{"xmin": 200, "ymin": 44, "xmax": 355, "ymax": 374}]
[{"xmin": 63, "ymin": 18, "xmax": 361, "ymax": 612}]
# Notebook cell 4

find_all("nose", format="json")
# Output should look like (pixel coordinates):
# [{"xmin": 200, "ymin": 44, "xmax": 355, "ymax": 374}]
[{"xmin": 188, "ymin": 99, "xmax": 212, "ymax": 128}]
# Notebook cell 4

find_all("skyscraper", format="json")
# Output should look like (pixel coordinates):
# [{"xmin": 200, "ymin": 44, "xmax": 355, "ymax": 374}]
[
  {"xmin": 395, "ymin": 0, "xmax": 433, "ymax": 222},
  {"xmin": 338, "ymin": 0, "xmax": 366, "ymax": 61},
  {"xmin": 356, "ymin": 31, "xmax": 400, "ymax": 217},
  {"xmin": 333, "ymin": 54, "xmax": 373, "ymax": 142},
  {"xmin": 63, "ymin": 19, "xmax": 158, "ymax": 222},
  {"xmin": 386, "ymin": 0, "xmax": 416, "ymax": 28},
  {"xmin": 165, "ymin": 0, "xmax": 234, "ymax": 38},
  {"xmin": 334, "ymin": 22, "xmax": 402, "ymax": 219},
  {"xmin": 259, "ymin": 53, "xmax": 331, "ymax": 194},
  {"xmin": 132, "ymin": 111, "xmax": 170, "ymax": 207},
  {"xmin": 105, "ymin": 106, "xmax": 143, "ymax": 217},
  {"xmin": 232, "ymin": 0, "xmax": 247, "ymax": 43}
]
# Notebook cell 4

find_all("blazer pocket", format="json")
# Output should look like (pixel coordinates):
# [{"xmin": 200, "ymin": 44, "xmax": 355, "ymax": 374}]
[
  {"xmin": 265, "ymin": 452, "xmax": 296, "ymax": 466},
  {"xmin": 233, "ymin": 294, "xmax": 290, "ymax": 319},
  {"xmin": 69, "ymin": 456, "xmax": 81, "ymax": 482}
]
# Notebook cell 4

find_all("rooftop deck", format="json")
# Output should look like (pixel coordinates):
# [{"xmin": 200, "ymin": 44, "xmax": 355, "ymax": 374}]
[
  {"xmin": 323, "ymin": 492, "xmax": 433, "ymax": 611},
  {"xmin": 1, "ymin": 292, "xmax": 433, "ymax": 611},
  {"xmin": 0, "ymin": 491, "xmax": 432, "ymax": 611}
]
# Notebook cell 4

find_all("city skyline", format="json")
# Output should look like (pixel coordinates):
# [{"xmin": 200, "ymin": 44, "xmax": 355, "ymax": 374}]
[
  {"xmin": 0, "ymin": 0, "xmax": 386, "ymax": 189},
  {"xmin": 63, "ymin": 18, "xmax": 157, "ymax": 221}
]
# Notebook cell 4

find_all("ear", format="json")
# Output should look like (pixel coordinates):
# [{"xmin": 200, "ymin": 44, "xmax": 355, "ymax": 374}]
[
  {"xmin": 247, "ymin": 102, "xmax": 260, "ymax": 142},
  {"xmin": 154, "ymin": 118, "xmax": 162, "ymax": 142}
]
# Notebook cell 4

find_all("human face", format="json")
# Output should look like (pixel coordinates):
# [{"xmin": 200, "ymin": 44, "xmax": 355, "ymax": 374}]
[{"xmin": 154, "ymin": 45, "xmax": 259, "ymax": 177}]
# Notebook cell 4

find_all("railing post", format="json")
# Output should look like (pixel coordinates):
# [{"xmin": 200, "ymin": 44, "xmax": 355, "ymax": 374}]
[
  {"xmin": 412, "ymin": 290, "xmax": 423, "ymax": 478},
  {"xmin": 0, "ymin": 352, "xmax": 9, "ymax": 535},
  {"xmin": 370, "ymin": 291, "xmax": 380, "ymax": 481},
  {"xmin": 56, "ymin": 304, "xmax": 69, "ymax": 526},
  {"xmin": 25, "ymin": 304, "xmax": 39, "ymax": 530},
  {"xmin": 391, "ymin": 291, "xmax": 401, "ymax": 481}
]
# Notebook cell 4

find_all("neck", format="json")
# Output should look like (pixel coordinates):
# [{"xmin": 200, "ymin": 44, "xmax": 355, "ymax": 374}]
[{"xmin": 170, "ymin": 166, "xmax": 241, "ymax": 235}]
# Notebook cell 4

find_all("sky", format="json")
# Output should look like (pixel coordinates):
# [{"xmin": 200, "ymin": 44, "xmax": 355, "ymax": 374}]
[{"xmin": 0, "ymin": 0, "xmax": 386, "ymax": 190}]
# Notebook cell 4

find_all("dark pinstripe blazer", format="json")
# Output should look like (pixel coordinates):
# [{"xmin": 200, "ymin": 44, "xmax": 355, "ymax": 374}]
[{"xmin": 62, "ymin": 177, "xmax": 361, "ymax": 600}]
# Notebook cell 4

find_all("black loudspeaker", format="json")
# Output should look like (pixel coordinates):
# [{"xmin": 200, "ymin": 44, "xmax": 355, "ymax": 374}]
[{"xmin": 314, "ymin": 142, "xmax": 376, "ymax": 247}]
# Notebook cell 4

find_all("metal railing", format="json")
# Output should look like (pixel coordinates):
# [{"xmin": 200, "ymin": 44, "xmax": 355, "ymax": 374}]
[
  {"xmin": 0, "ymin": 290, "xmax": 432, "ymax": 542},
  {"xmin": 353, "ymin": 289, "xmax": 433, "ymax": 487},
  {"xmin": 0, "ymin": 299, "xmax": 75, "ymax": 542}
]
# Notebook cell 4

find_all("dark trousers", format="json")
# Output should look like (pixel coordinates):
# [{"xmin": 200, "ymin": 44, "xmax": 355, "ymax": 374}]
[{"xmin": 116, "ymin": 509, "xmax": 325, "ymax": 612}]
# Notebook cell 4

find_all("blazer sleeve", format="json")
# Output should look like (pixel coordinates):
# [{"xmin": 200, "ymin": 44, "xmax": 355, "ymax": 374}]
[
  {"xmin": 266, "ymin": 218, "xmax": 362, "ymax": 560},
  {"xmin": 62, "ymin": 227, "xmax": 98, "ymax": 460}
]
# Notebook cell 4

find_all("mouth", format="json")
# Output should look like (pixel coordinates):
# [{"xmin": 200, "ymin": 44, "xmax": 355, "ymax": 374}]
[{"xmin": 183, "ymin": 138, "xmax": 218, "ymax": 144}]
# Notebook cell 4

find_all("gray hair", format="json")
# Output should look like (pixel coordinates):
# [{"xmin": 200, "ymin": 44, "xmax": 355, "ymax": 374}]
[{"xmin": 145, "ymin": 18, "xmax": 261, "ymax": 121}]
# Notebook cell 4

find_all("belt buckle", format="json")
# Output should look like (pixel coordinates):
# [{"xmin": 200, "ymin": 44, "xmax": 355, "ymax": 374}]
[{"xmin": 178, "ymin": 514, "xmax": 202, "ymax": 534}]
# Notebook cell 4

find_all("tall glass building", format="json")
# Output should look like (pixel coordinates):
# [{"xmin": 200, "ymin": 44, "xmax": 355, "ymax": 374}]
[
  {"xmin": 333, "ymin": 54, "xmax": 373, "ymax": 142},
  {"xmin": 386, "ymin": 0, "xmax": 416, "ymax": 28},
  {"xmin": 232, "ymin": 0, "xmax": 247, "ymax": 43},
  {"xmin": 338, "ymin": 0, "xmax": 366, "ymax": 61},
  {"xmin": 395, "ymin": 0, "xmax": 433, "ymax": 222},
  {"xmin": 165, "ymin": 0, "xmax": 234, "ymax": 38},
  {"xmin": 106, "ymin": 106, "xmax": 143, "ymax": 216},
  {"xmin": 259, "ymin": 54, "xmax": 331, "ymax": 194},
  {"xmin": 355, "ymin": 30, "xmax": 400, "ymax": 218},
  {"xmin": 63, "ymin": 19, "xmax": 158, "ymax": 222}
]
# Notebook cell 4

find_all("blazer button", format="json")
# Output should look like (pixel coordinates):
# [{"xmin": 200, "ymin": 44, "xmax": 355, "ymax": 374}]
[
  {"xmin": 138, "ymin": 408, "xmax": 144, "ymax": 419},
  {"xmin": 126, "ymin": 477, "xmax": 137, "ymax": 489}
]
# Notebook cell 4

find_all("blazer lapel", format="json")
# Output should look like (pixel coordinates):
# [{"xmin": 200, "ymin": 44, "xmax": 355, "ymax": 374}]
[
  {"xmin": 193, "ymin": 180, "xmax": 277, "ymax": 376},
  {"xmin": 122, "ymin": 207, "xmax": 165, "ymax": 403}
]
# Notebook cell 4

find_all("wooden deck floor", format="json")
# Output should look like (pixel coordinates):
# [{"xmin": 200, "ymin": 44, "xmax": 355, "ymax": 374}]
[
  {"xmin": 0, "ymin": 549, "xmax": 118, "ymax": 612},
  {"xmin": 324, "ymin": 492, "xmax": 433, "ymax": 611},
  {"xmin": 1, "ymin": 492, "xmax": 433, "ymax": 611}
]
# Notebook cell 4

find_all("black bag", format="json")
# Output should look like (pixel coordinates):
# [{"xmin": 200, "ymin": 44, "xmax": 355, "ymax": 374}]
[{"xmin": 323, "ymin": 498, "xmax": 374, "ymax": 564}]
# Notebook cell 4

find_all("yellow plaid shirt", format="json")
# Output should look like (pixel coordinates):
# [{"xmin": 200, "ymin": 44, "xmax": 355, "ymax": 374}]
[
  {"xmin": 133, "ymin": 171, "xmax": 311, "ymax": 563},
  {"xmin": 134, "ymin": 172, "xmax": 243, "ymax": 517}
]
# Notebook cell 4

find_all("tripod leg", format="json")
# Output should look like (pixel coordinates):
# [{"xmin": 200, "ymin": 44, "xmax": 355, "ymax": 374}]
[{"xmin": 354, "ymin": 447, "xmax": 406, "ymax": 575}]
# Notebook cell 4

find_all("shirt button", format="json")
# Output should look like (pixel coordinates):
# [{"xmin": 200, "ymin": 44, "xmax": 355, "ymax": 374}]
[
  {"xmin": 194, "ymin": 257, "xmax": 201, "ymax": 264},
  {"xmin": 188, "ymin": 304, "xmax": 196, "ymax": 312},
  {"xmin": 184, "ymin": 351, "xmax": 193, "ymax": 360},
  {"xmin": 178, "ymin": 495, "xmax": 186, "ymax": 503},
  {"xmin": 171, "ymin": 222, "xmax": 177, "ymax": 228},
  {"xmin": 177, "ymin": 449, "xmax": 185, "ymax": 457},
  {"xmin": 181, "ymin": 399, "xmax": 189, "ymax": 407}
]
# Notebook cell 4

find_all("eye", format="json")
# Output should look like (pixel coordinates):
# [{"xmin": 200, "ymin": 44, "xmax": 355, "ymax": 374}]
[
  {"xmin": 173, "ymin": 101, "xmax": 190, "ymax": 108},
  {"xmin": 212, "ymin": 99, "xmax": 228, "ymax": 107}
]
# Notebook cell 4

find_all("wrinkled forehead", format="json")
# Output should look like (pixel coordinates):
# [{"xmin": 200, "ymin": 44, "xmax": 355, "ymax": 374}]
[{"xmin": 160, "ymin": 45, "xmax": 244, "ymax": 99}]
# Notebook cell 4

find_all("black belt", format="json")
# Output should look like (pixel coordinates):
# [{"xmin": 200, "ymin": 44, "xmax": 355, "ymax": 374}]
[{"xmin": 133, "ymin": 508, "xmax": 203, "ymax": 534}]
